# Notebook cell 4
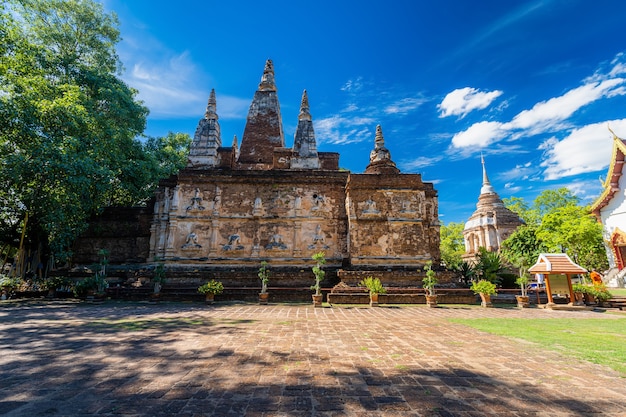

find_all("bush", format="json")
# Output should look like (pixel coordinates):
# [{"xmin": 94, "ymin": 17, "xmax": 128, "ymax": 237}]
[
  {"xmin": 358, "ymin": 276, "xmax": 387, "ymax": 295},
  {"xmin": 470, "ymin": 279, "xmax": 497, "ymax": 295},
  {"xmin": 198, "ymin": 280, "xmax": 224, "ymax": 295}
]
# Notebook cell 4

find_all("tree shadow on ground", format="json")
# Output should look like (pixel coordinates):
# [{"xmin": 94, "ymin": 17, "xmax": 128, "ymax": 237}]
[{"xmin": 0, "ymin": 300, "xmax": 623, "ymax": 416}]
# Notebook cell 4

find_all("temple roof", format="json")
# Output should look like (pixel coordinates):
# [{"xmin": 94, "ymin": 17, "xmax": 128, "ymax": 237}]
[
  {"xmin": 528, "ymin": 253, "xmax": 587, "ymax": 274},
  {"xmin": 591, "ymin": 130, "xmax": 626, "ymax": 218}
]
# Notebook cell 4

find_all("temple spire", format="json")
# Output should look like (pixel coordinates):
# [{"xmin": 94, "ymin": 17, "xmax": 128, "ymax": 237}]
[
  {"xmin": 374, "ymin": 125, "xmax": 385, "ymax": 149},
  {"xmin": 188, "ymin": 89, "xmax": 222, "ymax": 168},
  {"xmin": 291, "ymin": 90, "xmax": 319, "ymax": 169},
  {"xmin": 480, "ymin": 154, "xmax": 496, "ymax": 194},
  {"xmin": 365, "ymin": 125, "xmax": 400, "ymax": 174},
  {"xmin": 205, "ymin": 89, "xmax": 218, "ymax": 119},
  {"xmin": 258, "ymin": 59, "xmax": 277, "ymax": 92},
  {"xmin": 238, "ymin": 60, "xmax": 285, "ymax": 168},
  {"xmin": 298, "ymin": 89, "xmax": 312, "ymax": 121}
]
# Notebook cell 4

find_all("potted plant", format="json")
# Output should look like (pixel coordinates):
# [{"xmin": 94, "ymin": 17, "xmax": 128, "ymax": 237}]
[
  {"xmin": 198, "ymin": 279, "xmax": 224, "ymax": 304},
  {"xmin": 572, "ymin": 283, "xmax": 588, "ymax": 306},
  {"xmin": 515, "ymin": 274, "xmax": 530, "ymax": 308},
  {"xmin": 589, "ymin": 283, "xmax": 612, "ymax": 306},
  {"xmin": 258, "ymin": 261, "xmax": 270, "ymax": 305},
  {"xmin": 358, "ymin": 276, "xmax": 386, "ymax": 307},
  {"xmin": 422, "ymin": 261, "xmax": 438, "ymax": 308},
  {"xmin": 40, "ymin": 276, "xmax": 72, "ymax": 298},
  {"xmin": 311, "ymin": 251, "xmax": 325, "ymax": 307},
  {"xmin": 0, "ymin": 275, "xmax": 21, "ymax": 300},
  {"xmin": 470, "ymin": 279, "xmax": 497, "ymax": 307}
]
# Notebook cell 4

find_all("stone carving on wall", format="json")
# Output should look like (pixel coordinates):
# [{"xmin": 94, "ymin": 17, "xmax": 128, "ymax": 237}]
[
  {"xmin": 253, "ymin": 197, "xmax": 263, "ymax": 217},
  {"xmin": 311, "ymin": 194, "xmax": 325, "ymax": 211},
  {"xmin": 308, "ymin": 225, "xmax": 330, "ymax": 250},
  {"xmin": 266, "ymin": 233, "xmax": 288, "ymax": 250},
  {"xmin": 222, "ymin": 233, "xmax": 244, "ymax": 251},
  {"xmin": 213, "ymin": 186, "xmax": 221, "ymax": 215},
  {"xmin": 400, "ymin": 199, "xmax": 415, "ymax": 214},
  {"xmin": 182, "ymin": 232, "xmax": 202, "ymax": 249},
  {"xmin": 362, "ymin": 198, "xmax": 380, "ymax": 215},
  {"xmin": 186, "ymin": 188, "xmax": 206, "ymax": 212},
  {"xmin": 294, "ymin": 196, "xmax": 303, "ymax": 216},
  {"xmin": 251, "ymin": 237, "xmax": 261, "ymax": 257}
]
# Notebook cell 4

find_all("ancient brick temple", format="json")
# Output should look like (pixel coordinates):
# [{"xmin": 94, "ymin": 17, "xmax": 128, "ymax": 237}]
[{"xmin": 74, "ymin": 60, "xmax": 440, "ymax": 290}]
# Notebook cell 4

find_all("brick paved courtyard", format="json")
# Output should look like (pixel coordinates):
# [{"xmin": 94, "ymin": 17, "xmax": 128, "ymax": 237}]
[{"xmin": 1, "ymin": 300, "xmax": 625, "ymax": 416}]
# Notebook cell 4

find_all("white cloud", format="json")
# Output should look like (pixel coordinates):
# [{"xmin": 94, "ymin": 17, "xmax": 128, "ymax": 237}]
[
  {"xmin": 384, "ymin": 97, "xmax": 427, "ymax": 115},
  {"xmin": 314, "ymin": 116, "xmax": 375, "ymax": 145},
  {"xmin": 540, "ymin": 119, "xmax": 626, "ymax": 180},
  {"xmin": 439, "ymin": 87, "xmax": 503, "ymax": 118},
  {"xmin": 451, "ymin": 54, "xmax": 626, "ymax": 151},
  {"xmin": 566, "ymin": 179, "xmax": 603, "ymax": 202},
  {"xmin": 340, "ymin": 77, "xmax": 364, "ymax": 92},
  {"xmin": 123, "ymin": 53, "xmax": 213, "ymax": 119},
  {"xmin": 399, "ymin": 156, "xmax": 443, "ymax": 171},
  {"xmin": 507, "ymin": 78, "xmax": 625, "ymax": 131},
  {"xmin": 451, "ymin": 121, "xmax": 506, "ymax": 148},
  {"xmin": 499, "ymin": 162, "xmax": 537, "ymax": 182}
]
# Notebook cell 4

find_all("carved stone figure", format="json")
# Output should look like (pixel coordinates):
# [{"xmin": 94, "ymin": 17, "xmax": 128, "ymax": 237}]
[
  {"xmin": 222, "ymin": 234, "xmax": 244, "ymax": 251},
  {"xmin": 182, "ymin": 232, "xmax": 202, "ymax": 249},
  {"xmin": 186, "ymin": 188, "xmax": 205, "ymax": 211},
  {"xmin": 266, "ymin": 233, "xmax": 287, "ymax": 250}
]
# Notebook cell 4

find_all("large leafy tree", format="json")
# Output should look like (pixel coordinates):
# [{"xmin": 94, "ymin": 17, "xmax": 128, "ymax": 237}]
[
  {"xmin": 0, "ymin": 1, "xmax": 186, "ymax": 267},
  {"xmin": 502, "ymin": 188, "xmax": 607, "ymax": 275},
  {"xmin": 439, "ymin": 221, "xmax": 465, "ymax": 270},
  {"xmin": 536, "ymin": 205, "xmax": 607, "ymax": 271}
]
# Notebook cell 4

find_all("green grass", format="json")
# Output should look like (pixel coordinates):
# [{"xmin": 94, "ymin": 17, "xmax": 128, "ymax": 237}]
[
  {"xmin": 610, "ymin": 288, "xmax": 626, "ymax": 296},
  {"xmin": 449, "ymin": 317, "xmax": 626, "ymax": 376}
]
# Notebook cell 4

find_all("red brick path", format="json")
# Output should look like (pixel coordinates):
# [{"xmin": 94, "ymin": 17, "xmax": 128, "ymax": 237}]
[{"xmin": 1, "ymin": 300, "xmax": 625, "ymax": 416}]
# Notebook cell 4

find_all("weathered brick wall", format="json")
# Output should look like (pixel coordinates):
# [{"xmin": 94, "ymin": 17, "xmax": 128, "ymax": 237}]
[
  {"xmin": 72, "ymin": 206, "xmax": 152, "ymax": 264},
  {"xmin": 152, "ymin": 169, "xmax": 349, "ymax": 266},
  {"xmin": 345, "ymin": 173, "xmax": 440, "ymax": 266}
]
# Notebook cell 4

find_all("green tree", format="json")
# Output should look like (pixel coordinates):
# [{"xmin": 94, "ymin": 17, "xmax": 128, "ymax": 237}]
[
  {"xmin": 536, "ymin": 205, "xmax": 607, "ymax": 271},
  {"xmin": 500, "ymin": 224, "xmax": 547, "ymax": 279},
  {"xmin": 503, "ymin": 196, "xmax": 539, "ymax": 225},
  {"xmin": 502, "ymin": 188, "xmax": 607, "ymax": 274},
  {"xmin": 474, "ymin": 247, "xmax": 506, "ymax": 284},
  {"xmin": 533, "ymin": 188, "xmax": 579, "ymax": 217},
  {"xmin": 439, "ymin": 221, "xmax": 465, "ymax": 270},
  {"xmin": 0, "ymin": 0, "xmax": 162, "ymax": 266}
]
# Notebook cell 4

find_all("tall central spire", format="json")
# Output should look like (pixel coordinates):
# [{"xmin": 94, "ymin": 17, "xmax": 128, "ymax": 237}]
[
  {"xmin": 480, "ymin": 154, "xmax": 496, "ymax": 194},
  {"xmin": 237, "ymin": 59, "xmax": 285, "ymax": 169}
]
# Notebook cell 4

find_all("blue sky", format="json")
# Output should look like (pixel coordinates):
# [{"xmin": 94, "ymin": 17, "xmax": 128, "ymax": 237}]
[{"xmin": 103, "ymin": 0, "xmax": 626, "ymax": 224}]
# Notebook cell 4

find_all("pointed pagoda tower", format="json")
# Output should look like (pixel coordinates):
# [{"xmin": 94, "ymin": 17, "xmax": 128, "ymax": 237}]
[
  {"xmin": 364, "ymin": 125, "xmax": 400, "ymax": 174},
  {"xmin": 463, "ymin": 156, "xmax": 523, "ymax": 259},
  {"xmin": 188, "ymin": 89, "xmax": 221, "ymax": 168},
  {"xmin": 237, "ymin": 59, "xmax": 285, "ymax": 169},
  {"xmin": 290, "ymin": 90, "xmax": 320, "ymax": 169}
]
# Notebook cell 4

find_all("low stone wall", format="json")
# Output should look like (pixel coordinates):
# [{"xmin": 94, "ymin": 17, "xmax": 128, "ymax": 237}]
[{"xmin": 328, "ymin": 287, "xmax": 476, "ymax": 305}]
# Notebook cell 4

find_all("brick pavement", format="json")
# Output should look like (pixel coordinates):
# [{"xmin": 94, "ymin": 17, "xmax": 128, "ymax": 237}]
[{"xmin": 1, "ymin": 300, "xmax": 625, "ymax": 417}]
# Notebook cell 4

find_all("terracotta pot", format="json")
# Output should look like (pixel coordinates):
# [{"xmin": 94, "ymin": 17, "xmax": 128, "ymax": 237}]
[
  {"xmin": 312, "ymin": 294, "xmax": 323, "ymax": 307},
  {"xmin": 426, "ymin": 294, "xmax": 438, "ymax": 308},
  {"xmin": 259, "ymin": 292, "xmax": 269, "ymax": 305},
  {"xmin": 370, "ymin": 292, "xmax": 379, "ymax": 307},
  {"xmin": 479, "ymin": 293, "xmax": 492, "ymax": 308},
  {"xmin": 515, "ymin": 295, "xmax": 529, "ymax": 308},
  {"xmin": 205, "ymin": 293, "xmax": 215, "ymax": 305}
]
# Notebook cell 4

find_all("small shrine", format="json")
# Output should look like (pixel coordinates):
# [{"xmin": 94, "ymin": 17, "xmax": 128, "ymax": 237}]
[{"xmin": 528, "ymin": 253, "xmax": 587, "ymax": 307}]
